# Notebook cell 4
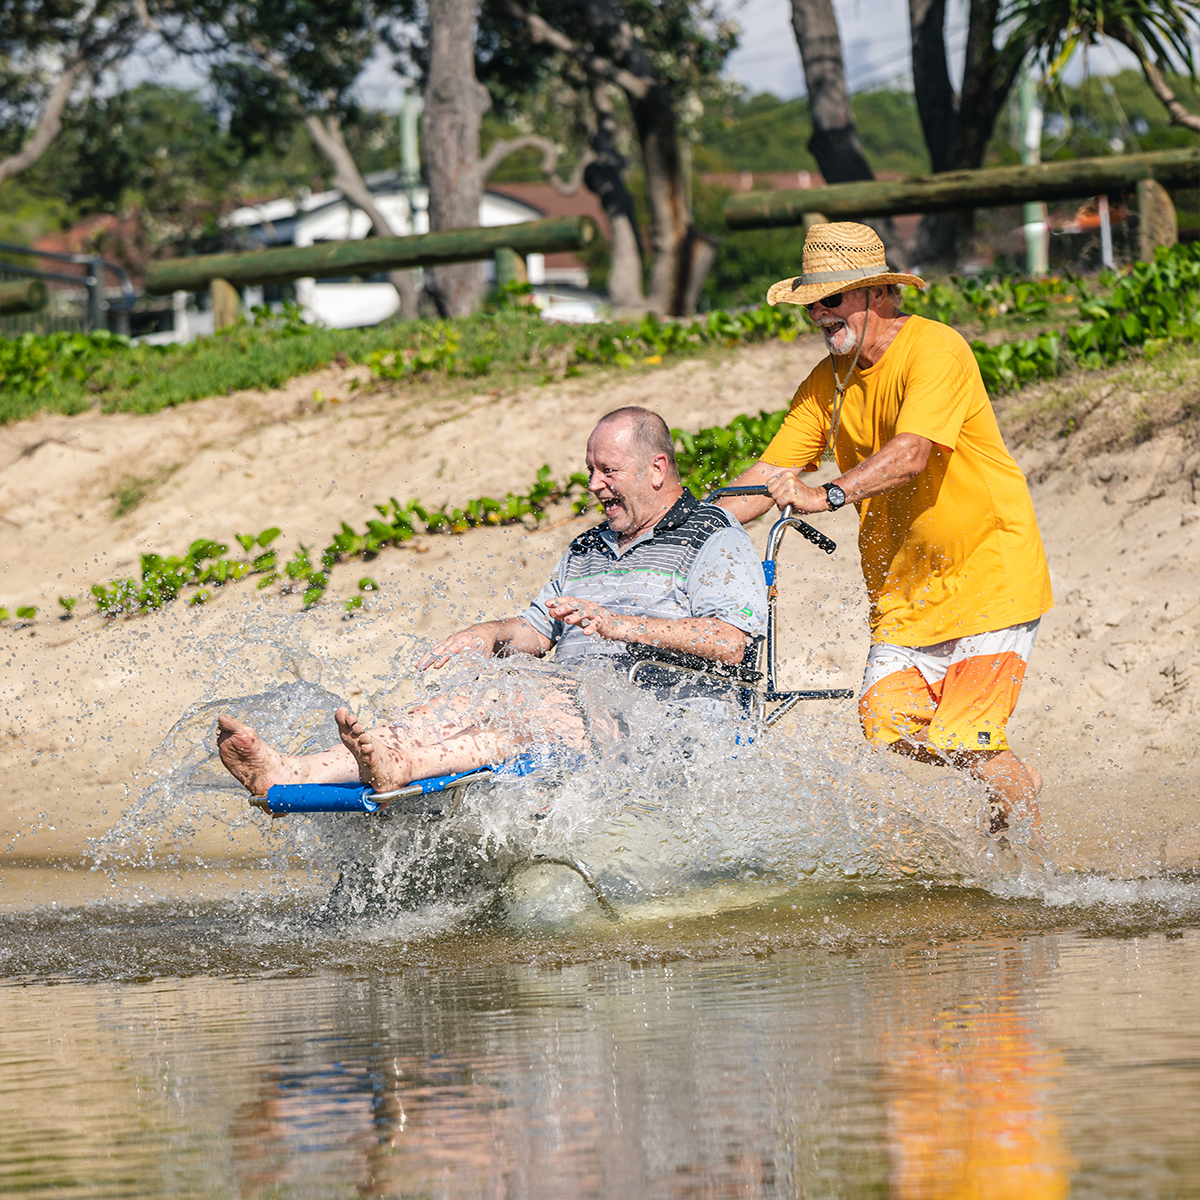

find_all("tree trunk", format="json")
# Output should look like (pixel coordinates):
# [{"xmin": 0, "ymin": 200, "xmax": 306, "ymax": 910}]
[
  {"xmin": 908, "ymin": 0, "xmax": 956, "ymax": 173},
  {"xmin": 303, "ymin": 113, "xmax": 419, "ymax": 319},
  {"xmin": 573, "ymin": 0, "xmax": 697, "ymax": 315},
  {"xmin": 631, "ymin": 78, "xmax": 692, "ymax": 314},
  {"xmin": 908, "ymin": 0, "xmax": 1027, "ymax": 269},
  {"xmin": 788, "ymin": 0, "xmax": 873, "ymax": 181},
  {"xmin": 583, "ymin": 81, "xmax": 646, "ymax": 313},
  {"xmin": 787, "ymin": 0, "xmax": 907, "ymax": 262},
  {"xmin": 500, "ymin": 0, "xmax": 712, "ymax": 313},
  {"xmin": 423, "ymin": 0, "xmax": 492, "ymax": 316}
]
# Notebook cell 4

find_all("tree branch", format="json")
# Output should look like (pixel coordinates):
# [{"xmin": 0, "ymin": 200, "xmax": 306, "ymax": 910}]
[
  {"xmin": 0, "ymin": 55, "xmax": 91, "ymax": 187},
  {"xmin": 133, "ymin": 0, "xmax": 160, "ymax": 33},
  {"xmin": 479, "ymin": 133, "xmax": 595, "ymax": 193},
  {"xmin": 246, "ymin": 39, "xmax": 402, "ymax": 240},
  {"xmin": 1111, "ymin": 25, "xmax": 1200, "ymax": 132},
  {"xmin": 301, "ymin": 112, "xmax": 421, "ymax": 317},
  {"xmin": 501, "ymin": 0, "xmax": 653, "ymax": 100}
]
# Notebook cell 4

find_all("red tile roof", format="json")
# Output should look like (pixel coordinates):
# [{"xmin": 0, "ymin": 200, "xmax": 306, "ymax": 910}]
[{"xmin": 486, "ymin": 182, "xmax": 609, "ymax": 273}]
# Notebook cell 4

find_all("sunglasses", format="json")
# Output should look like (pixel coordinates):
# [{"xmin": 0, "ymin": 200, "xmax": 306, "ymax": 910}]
[{"xmin": 804, "ymin": 293, "xmax": 846, "ymax": 312}]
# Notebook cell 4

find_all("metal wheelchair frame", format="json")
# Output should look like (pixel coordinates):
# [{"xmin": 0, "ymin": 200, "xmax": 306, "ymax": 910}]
[{"xmin": 625, "ymin": 485, "xmax": 855, "ymax": 728}]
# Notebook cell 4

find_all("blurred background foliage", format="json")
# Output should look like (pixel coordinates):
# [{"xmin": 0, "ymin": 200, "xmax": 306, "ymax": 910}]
[{"xmin": 2, "ymin": 66, "xmax": 1196, "ymax": 310}]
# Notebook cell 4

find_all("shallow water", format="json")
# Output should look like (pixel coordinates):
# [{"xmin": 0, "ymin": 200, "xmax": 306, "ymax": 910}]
[
  {"xmin": 1, "ymin": 882, "xmax": 1197, "ymax": 1199},
  {"xmin": 3, "ymin": 665, "xmax": 1199, "ymax": 1197}
]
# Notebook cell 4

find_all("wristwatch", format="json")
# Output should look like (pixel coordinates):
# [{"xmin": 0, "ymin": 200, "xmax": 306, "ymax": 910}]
[{"xmin": 822, "ymin": 482, "xmax": 847, "ymax": 511}]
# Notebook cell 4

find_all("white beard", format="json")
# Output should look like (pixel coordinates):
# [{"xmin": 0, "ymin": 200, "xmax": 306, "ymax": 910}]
[{"xmin": 819, "ymin": 319, "xmax": 859, "ymax": 356}]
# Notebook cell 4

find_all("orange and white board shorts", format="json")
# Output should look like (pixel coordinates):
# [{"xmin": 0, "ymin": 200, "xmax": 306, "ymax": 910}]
[{"xmin": 859, "ymin": 620, "xmax": 1040, "ymax": 754}]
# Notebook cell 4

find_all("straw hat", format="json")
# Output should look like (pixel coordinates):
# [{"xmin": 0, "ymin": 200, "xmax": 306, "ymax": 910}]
[{"xmin": 766, "ymin": 221, "xmax": 925, "ymax": 307}]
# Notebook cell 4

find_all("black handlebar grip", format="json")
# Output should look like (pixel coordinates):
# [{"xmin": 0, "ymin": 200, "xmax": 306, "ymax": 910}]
[
  {"xmin": 793, "ymin": 519, "xmax": 837, "ymax": 555},
  {"xmin": 705, "ymin": 486, "xmax": 837, "ymax": 554},
  {"xmin": 705, "ymin": 485, "xmax": 771, "ymax": 499}
]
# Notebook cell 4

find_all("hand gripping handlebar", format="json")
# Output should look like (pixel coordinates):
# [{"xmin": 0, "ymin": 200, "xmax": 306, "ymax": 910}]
[{"xmin": 704, "ymin": 485, "xmax": 837, "ymax": 556}]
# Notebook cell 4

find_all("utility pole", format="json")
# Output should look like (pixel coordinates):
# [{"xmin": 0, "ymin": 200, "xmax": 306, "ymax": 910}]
[
  {"xmin": 399, "ymin": 85, "xmax": 425, "ymax": 235},
  {"xmin": 1018, "ymin": 71, "xmax": 1049, "ymax": 277}
]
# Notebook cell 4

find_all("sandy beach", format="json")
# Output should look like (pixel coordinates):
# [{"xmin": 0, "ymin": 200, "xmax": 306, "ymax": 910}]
[{"xmin": 2, "ymin": 333, "xmax": 1197, "ymax": 879}]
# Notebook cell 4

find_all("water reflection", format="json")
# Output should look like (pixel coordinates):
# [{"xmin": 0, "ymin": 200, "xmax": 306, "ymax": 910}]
[
  {"xmin": 883, "ymin": 947, "xmax": 1075, "ymax": 1199},
  {"xmin": 1, "ymin": 920, "xmax": 1196, "ymax": 1198},
  {"xmin": 233, "ymin": 1053, "xmax": 609, "ymax": 1198}
]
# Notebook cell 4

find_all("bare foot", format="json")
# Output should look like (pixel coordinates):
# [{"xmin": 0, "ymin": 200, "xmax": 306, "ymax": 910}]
[
  {"xmin": 216, "ymin": 714, "xmax": 287, "ymax": 796},
  {"xmin": 336, "ymin": 707, "xmax": 414, "ymax": 793}
]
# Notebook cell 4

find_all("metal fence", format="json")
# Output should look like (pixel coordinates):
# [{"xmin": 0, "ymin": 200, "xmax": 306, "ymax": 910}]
[{"xmin": 0, "ymin": 241, "xmax": 135, "ymax": 338}]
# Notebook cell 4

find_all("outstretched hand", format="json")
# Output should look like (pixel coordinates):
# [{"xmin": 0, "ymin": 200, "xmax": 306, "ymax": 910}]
[
  {"xmin": 546, "ymin": 595, "xmax": 626, "ymax": 640},
  {"xmin": 417, "ymin": 628, "xmax": 491, "ymax": 670}
]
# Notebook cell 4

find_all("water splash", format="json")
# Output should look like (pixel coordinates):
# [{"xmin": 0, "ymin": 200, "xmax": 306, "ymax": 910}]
[{"xmin": 86, "ymin": 639, "xmax": 1073, "ymax": 930}]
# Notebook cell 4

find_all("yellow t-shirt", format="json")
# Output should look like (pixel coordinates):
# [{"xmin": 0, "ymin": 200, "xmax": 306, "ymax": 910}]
[{"xmin": 761, "ymin": 315, "xmax": 1053, "ymax": 645}]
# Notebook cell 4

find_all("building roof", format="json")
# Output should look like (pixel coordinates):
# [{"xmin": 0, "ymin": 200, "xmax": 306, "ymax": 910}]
[{"xmin": 483, "ymin": 181, "xmax": 608, "ymax": 271}]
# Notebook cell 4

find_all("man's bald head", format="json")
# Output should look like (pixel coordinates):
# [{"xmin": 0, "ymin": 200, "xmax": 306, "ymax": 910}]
[{"xmin": 593, "ymin": 407, "xmax": 679, "ymax": 480}]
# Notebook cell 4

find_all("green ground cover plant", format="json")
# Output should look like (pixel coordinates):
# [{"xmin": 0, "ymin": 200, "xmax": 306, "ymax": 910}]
[
  {"xmin": 17, "ymin": 407, "xmax": 791, "ymax": 623},
  {"xmin": 907, "ymin": 244, "xmax": 1200, "ymax": 392},
  {"xmin": 0, "ymin": 298, "xmax": 804, "ymax": 425}
]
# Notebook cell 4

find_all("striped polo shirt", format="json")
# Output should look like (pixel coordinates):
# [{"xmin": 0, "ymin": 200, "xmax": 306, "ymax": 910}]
[{"xmin": 523, "ymin": 490, "xmax": 768, "ymax": 662}]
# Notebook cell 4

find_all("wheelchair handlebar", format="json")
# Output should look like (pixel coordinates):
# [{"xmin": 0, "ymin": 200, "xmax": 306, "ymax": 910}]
[
  {"xmin": 784, "ymin": 518, "xmax": 836, "ymax": 555},
  {"xmin": 706, "ymin": 485, "xmax": 773, "ymax": 498},
  {"xmin": 705, "ymin": 486, "xmax": 837, "ymax": 556}
]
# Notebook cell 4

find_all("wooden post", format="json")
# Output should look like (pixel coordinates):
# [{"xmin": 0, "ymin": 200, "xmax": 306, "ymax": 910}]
[
  {"xmin": 210, "ymin": 278, "xmax": 241, "ymax": 331},
  {"xmin": 1137, "ymin": 179, "xmax": 1178, "ymax": 262},
  {"xmin": 493, "ymin": 246, "xmax": 521, "ymax": 286},
  {"xmin": 494, "ymin": 246, "xmax": 534, "ymax": 306}
]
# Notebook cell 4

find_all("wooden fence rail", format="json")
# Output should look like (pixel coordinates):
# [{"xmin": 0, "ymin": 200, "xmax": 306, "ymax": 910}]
[
  {"xmin": 723, "ymin": 148, "xmax": 1200, "ymax": 230},
  {"xmin": 145, "ymin": 216, "xmax": 597, "ymax": 295}
]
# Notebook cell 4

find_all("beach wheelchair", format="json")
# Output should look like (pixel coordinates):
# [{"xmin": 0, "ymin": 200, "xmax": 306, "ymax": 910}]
[{"xmin": 252, "ymin": 486, "xmax": 854, "ymax": 824}]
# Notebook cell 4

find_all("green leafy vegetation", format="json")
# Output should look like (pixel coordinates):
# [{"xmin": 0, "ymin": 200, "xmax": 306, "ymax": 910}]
[
  {"xmin": 675, "ymin": 411, "xmax": 789, "ymax": 497},
  {"xmin": 905, "ymin": 274, "xmax": 1082, "ymax": 326},
  {"xmin": 0, "ymin": 330, "xmax": 136, "ymax": 419},
  {"xmin": 1, "ymin": 81, "xmax": 410, "ymax": 260},
  {"xmin": 79, "ymin": 469, "xmax": 597, "ymax": 619},
  {"xmin": 899, "ymin": 243, "xmax": 1200, "ymax": 392},
  {"xmin": 7, "ymin": 245, "xmax": 1195, "ymax": 428},
  {"xmin": 0, "ymin": 299, "xmax": 808, "ymax": 425},
  {"xmin": 693, "ymin": 89, "xmax": 932, "ymax": 178}
]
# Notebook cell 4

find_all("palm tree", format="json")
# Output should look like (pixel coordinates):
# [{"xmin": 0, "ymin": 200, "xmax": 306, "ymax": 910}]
[
  {"xmin": 1006, "ymin": 0, "xmax": 1200, "ymax": 132},
  {"xmin": 908, "ymin": 0, "xmax": 1198, "ymax": 267}
]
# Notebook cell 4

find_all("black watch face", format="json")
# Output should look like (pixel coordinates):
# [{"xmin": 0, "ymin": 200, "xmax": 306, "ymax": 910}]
[{"xmin": 826, "ymin": 484, "xmax": 846, "ymax": 509}]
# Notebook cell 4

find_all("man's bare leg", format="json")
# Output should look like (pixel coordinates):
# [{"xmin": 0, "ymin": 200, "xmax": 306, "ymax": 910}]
[
  {"xmin": 221, "ymin": 679, "xmax": 589, "ymax": 798},
  {"xmin": 963, "ymin": 749, "xmax": 1043, "ymax": 834},
  {"xmin": 885, "ymin": 734, "xmax": 1044, "ymax": 835},
  {"xmin": 217, "ymin": 713, "xmax": 358, "ymax": 795},
  {"xmin": 217, "ymin": 709, "xmax": 503, "ymax": 798},
  {"xmin": 336, "ymin": 707, "xmax": 510, "ymax": 792}
]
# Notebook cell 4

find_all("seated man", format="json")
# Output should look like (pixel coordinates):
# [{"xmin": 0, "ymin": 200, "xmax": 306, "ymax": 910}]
[{"xmin": 217, "ymin": 406, "xmax": 769, "ymax": 801}]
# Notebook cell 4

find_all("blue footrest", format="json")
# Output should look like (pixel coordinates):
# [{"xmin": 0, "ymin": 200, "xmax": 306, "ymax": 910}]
[{"xmin": 256, "ymin": 748, "xmax": 578, "ymax": 814}]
